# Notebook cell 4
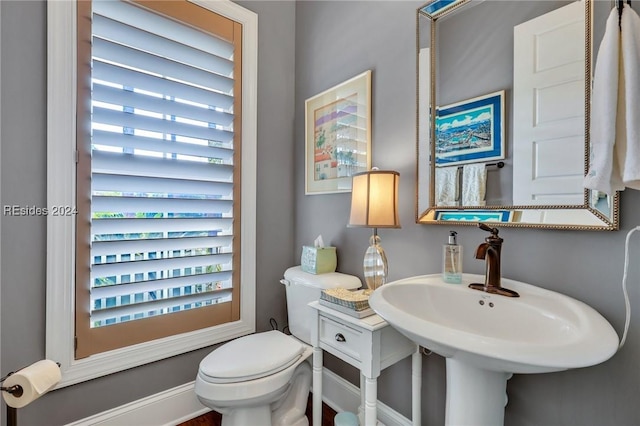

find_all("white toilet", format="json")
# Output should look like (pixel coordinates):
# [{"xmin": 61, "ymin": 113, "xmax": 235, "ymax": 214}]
[{"xmin": 195, "ymin": 266, "xmax": 361, "ymax": 426}]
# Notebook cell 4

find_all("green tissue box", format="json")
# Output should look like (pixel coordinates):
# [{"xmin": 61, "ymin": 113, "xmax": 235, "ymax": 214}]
[{"xmin": 301, "ymin": 246, "xmax": 337, "ymax": 274}]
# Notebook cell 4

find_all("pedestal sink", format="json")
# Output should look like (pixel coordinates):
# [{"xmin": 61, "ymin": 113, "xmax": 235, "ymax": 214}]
[{"xmin": 368, "ymin": 274, "xmax": 619, "ymax": 425}]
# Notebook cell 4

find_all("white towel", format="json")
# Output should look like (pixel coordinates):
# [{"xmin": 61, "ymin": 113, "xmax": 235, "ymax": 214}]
[
  {"xmin": 585, "ymin": 6, "xmax": 640, "ymax": 194},
  {"xmin": 462, "ymin": 163, "xmax": 487, "ymax": 206},
  {"xmin": 584, "ymin": 8, "xmax": 624, "ymax": 195},
  {"xmin": 435, "ymin": 166, "xmax": 459, "ymax": 206},
  {"xmin": 621, "ymin": 6, "xmax": 640, "ymax": 189}
]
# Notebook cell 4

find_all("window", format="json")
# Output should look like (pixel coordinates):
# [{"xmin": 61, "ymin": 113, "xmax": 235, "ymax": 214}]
[
  {"xmin": 47, "ymin": 0, "xmax": 257, "ymax": 385},
  {"xmin": 76, "ymin": 0, "xmax": 242, "ymax": 357}
]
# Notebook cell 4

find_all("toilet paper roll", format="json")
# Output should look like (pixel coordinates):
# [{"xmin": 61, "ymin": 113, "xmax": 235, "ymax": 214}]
[{"xmin": 2, "ymin": 360, "xmax": 61, "ymax": 408}]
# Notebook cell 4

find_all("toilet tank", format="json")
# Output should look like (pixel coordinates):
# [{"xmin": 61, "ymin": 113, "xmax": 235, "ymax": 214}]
[{"xmin": 281, "ymin": 266, "xmax": 361, "ymax": 344}]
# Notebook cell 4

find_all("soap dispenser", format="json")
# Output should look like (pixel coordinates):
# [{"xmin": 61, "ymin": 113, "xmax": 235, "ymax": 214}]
[{"xmin": 443, "ymin": 231, "xmax": 463, "ymax": 284}]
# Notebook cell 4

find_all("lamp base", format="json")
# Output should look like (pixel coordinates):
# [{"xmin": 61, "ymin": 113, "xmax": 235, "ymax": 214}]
[{"xmin": 363, "ymin": 230, "xmax": 388, "ymax": 292}]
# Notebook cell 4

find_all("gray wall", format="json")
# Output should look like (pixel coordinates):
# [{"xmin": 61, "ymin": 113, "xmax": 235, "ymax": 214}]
[
  {"xmin": 0, "ymin": 1, "xmax": 296, "ymax": 424},
  {"xmin": 295, "ymin": 1, "xmax": 640, "ymax": 425}
]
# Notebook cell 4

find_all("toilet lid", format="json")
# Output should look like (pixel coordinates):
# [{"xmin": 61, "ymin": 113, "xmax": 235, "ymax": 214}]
[{"xmin": 199, "ymin": 330, "xmax": 305, "ymax": 384}]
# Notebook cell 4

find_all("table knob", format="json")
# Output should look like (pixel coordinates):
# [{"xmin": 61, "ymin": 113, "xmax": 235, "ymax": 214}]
[{"xmin": 335, "ymin": 333, "xmax": 346, "ymax": 342}]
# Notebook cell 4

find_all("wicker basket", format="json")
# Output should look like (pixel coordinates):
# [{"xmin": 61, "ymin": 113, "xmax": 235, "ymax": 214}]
[{"xmin": 320, "ymin": 288, "xmax": 370, "ymax": 311}]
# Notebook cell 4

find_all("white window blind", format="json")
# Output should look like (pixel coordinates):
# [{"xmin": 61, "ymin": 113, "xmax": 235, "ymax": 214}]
[{"xmin": 75, "ymin": 0, "xmax": 242, "ymax": 356}]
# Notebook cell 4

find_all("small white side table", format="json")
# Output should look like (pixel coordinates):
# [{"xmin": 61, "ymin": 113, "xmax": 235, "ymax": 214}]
[{"xmin": 309, "ymin": 301, "xmax": 421, "ymax": 426}]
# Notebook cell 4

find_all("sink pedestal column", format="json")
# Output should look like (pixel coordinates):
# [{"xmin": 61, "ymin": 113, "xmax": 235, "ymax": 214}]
[{"xmin": 445, "ymin": 358, "xmax": 510, "ymax": 426}]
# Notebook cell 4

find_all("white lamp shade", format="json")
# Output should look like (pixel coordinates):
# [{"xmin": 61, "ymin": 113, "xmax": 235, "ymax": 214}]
[{"xmin": 348, "ymin": 170, "xmax": 400, "ymax": 228}]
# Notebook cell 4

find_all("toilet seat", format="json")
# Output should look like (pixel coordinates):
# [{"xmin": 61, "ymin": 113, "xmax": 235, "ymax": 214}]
[{"xmin": 199, "ymin": 330, "xmax": 305, "ymax": 384}]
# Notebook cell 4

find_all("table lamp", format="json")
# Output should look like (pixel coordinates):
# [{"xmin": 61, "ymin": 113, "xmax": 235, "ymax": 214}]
[{"xmin": 348, "ymin": 169, "xmax": 400, "ymax": 292}]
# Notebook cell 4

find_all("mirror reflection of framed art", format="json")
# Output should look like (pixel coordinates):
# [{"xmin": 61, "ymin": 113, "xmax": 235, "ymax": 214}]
[{"xmin": 435, "ymin": 90, "xmax": 505, "ymax": 167}]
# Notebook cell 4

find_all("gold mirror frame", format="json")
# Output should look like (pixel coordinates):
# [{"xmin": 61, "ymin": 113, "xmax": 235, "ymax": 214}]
[{"xmin": 416, "ymin": 0, "xmax": 620, "ymax": 231}]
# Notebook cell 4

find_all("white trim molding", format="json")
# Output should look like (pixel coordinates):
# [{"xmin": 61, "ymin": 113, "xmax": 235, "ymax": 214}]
[
  {"xmin": 321, "ymin": 369, "xmax": 412, "ymax": 426},
  {"xmin": 65, "ymin": 370, "xmax": 412, "ymax": 426},
  {"xmin": 65, "ymin": 382, "xmax": 209, "ymax": 426},
  {"xmin": 46, "ymin": 0, "xmax": 258, "ymax": 388}
]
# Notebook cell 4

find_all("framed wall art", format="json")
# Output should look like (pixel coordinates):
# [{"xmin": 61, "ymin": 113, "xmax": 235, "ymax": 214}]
[
  {"xmin": 435, "ymin": 90, "xmax": 505, "ymax": 167},
  {"xmin": 305, "ymin": 70, "xmax": 372, "ymax": 195}
]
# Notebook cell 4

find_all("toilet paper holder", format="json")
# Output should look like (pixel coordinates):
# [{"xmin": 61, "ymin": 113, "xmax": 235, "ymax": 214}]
[
  {"xmin": 2, "ymin": 369, "xmax": 25, "ymax": 426},
  {"xmin": 1, "ymin": 362, "xmax": 61, "ymax": 426},
  {"xmin": 1, "ymin": 361, "xmax": 60, "ymax": 394},
  {"xmin": 0, "ymin": 381, "xmax": 21, "ymax": 426}
]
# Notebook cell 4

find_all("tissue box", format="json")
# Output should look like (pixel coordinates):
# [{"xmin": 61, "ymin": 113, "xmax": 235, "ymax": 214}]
[{"xmin": 301, "ymin": 246, "xmax": 337, "ymax": 274}]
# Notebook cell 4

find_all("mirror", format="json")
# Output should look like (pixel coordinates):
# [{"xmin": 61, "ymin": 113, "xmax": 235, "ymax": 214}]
[{"xmin": 416, "ymin": 0, "xmax": 620, "ymax": 230}]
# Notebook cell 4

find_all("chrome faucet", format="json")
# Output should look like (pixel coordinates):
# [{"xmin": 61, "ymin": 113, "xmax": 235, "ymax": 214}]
[{"xmin": 469, "ymin": 223, "xmax": 519, "ymax": 298}]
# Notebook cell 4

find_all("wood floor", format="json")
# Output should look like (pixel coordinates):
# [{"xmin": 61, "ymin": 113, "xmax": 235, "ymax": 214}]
[{"xmin": 178, "ymin": 394, "xmax": 337, "ymax": 426}]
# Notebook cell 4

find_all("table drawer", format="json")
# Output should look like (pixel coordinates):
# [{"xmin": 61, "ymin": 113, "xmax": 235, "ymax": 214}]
[{"xmin": 319, "ymin": 315, "xmax": 363, "ymax": 362}]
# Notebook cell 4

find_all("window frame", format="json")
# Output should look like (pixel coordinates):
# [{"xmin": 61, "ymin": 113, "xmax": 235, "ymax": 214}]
[{"xmin": 46, "ymin": 0, "xmax": 257, "ymax": 387}]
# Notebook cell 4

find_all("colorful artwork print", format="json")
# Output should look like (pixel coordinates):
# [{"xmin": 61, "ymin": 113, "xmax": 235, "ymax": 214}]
[
  {"xmin": 437, "ymin": 105, "xmax": 493, "ymax": 154},
  {"xmin": 313, "ymin": 95, "xmax": 361, "ymax": 181},
  {"xmin": 435, "ymin": 90, "xmax": 505, "ymax": 166}
]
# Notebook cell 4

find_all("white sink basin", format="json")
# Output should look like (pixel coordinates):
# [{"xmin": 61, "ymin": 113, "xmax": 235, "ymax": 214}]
[
  {"xmin": 369, "ymin": 273, "xmax": 618, "ymax": 374},
  {"xmin": 369, "ymin": 273, "xmax": 619, "ymax": 425}
]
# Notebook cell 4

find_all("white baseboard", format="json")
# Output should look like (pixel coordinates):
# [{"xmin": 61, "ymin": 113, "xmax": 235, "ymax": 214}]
[
  {"xmin": 65, "ymin": 382, "xmax": 210, "ymax": 426},
  {"xmin": 66, "ymin": 370, "xmax": 411, "ymax": 426},
  {"xmin": 321, "ymin": 369, "xmax": 412, "ymax": 426}
]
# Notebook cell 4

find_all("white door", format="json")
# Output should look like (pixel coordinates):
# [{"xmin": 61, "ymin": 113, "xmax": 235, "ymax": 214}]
[{"xmin": 512, "ymin": 1, "xmax": 585, "ymax": 205}]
